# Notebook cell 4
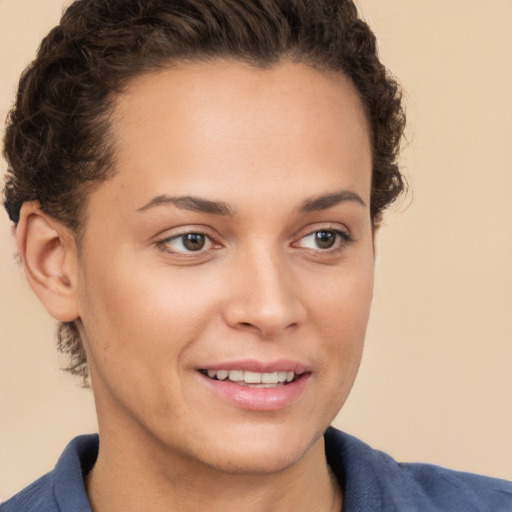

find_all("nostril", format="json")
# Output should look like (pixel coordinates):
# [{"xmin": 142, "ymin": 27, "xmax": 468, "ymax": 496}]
[{"xmin": 238, "ymin": 322, "xmax": 261, "ymax": 334}]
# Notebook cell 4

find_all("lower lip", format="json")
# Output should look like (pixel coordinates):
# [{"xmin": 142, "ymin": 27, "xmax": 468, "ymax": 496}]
[{"xmin": 199, "ymin": 372, "xmax": 310, "ymax": 411}]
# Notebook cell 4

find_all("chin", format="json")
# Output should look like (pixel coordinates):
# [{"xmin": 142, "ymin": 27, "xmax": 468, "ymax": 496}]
[
  {"xmin": 203, "ymin": 445, "xmax": 309, "ymax": 476},
  {"xmin": 191, "ymin": 421, "xmax": 324, "ymax": 475}
]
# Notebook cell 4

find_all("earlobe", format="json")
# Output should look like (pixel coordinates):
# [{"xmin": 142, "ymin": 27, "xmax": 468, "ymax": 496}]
[{"xmin": 16, "ymin": 202, "xmax": 80, "ymax": 322}]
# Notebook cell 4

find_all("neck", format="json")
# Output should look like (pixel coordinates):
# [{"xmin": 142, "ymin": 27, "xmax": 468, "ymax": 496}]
[{"xmin": 86, "ymin": 427, "xmax": 342, "ymax": 512}]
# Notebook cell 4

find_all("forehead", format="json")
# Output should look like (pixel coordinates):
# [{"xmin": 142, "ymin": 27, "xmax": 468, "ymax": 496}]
[{"xmin": 94, "ymin": 59, "xmax": 372, "ymax": 214}]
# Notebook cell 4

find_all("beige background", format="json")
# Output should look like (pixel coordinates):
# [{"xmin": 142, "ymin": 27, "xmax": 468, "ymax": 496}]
[{"xmin": 1, "ymin": 0, "xmax": 511, "ymax": 499}]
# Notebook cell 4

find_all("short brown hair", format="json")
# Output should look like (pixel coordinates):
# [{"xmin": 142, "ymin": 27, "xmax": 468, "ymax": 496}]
[{"xmin": 3, "ymin": 0, "xmax": 406, "ymax": 383}]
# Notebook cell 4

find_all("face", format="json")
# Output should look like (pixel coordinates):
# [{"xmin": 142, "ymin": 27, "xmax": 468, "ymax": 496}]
[{"xmin": 75, "ymin": 60, "xmax": 374, "ymax": 474}]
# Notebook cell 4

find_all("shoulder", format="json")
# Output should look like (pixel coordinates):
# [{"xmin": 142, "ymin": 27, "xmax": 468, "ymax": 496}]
[
  {"xmin": 399, "ymin": 461, "xmax": 512, "ymax": 511},
  {"xmin": 324, "ymin": 427, "xmax": 512, "ymax": 512},
  {"xmin": 0, "ymin": 473, "xmax": 56, "ymax": 512},
  {"xmin": 0, "ymin": 434, "xmax": 98, "ymax": 512}
]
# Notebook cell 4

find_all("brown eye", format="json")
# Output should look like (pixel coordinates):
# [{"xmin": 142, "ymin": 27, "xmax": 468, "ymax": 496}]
[
  {"xmin": 160, "ymin": 232, "xmax": 213, "ymax": 254},
  {"xmin": 296, "ymin": 229, "xmax": 351, "ymax": 251},
  {"xmin": 182, "ymin": 233, "xmax": 206, "ymax": 251},
  {"xmin": 314, "ymin": 231, "xmax": 336, "ymax": 249}
]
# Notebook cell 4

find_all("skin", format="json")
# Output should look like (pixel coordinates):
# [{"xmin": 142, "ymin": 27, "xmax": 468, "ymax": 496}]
[{"xmin": 18, "ymin": 60, "xmax": 374, "ymax": 512}]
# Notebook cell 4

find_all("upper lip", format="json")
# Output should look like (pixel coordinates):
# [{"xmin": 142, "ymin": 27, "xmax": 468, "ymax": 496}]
[{"xmin": 198, "ymin": 359, "xmax": 310, "ymax": 374}]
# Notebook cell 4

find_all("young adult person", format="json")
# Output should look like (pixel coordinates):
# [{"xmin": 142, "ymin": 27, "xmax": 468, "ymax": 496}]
[{"xmin": 1, "ymin": 1, "xmax": 511, "ymax": 511}]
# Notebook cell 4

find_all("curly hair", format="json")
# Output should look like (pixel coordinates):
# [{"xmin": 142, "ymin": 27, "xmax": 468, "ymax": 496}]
[{"xmin": 3, "ymin": 0, "xmax": 406, "ymax": 383}]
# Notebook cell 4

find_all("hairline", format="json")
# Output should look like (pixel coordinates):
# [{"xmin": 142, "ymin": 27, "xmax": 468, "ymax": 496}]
[{"xmin": 71, "ymin": 55, "xmax": 374, "ymax": 251}]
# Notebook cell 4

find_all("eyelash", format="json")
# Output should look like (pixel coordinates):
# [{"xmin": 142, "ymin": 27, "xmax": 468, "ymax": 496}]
[
  {"xmin": 156, "ymin": 227, "xmax": 353, "ymax": 256},
  {"xmin": 293, "ymin": 228, "xmax": 353, "ymax": 253},
  {"xmin": 156, "ymin": 231, "xmax": 218, "ymax": 256}
]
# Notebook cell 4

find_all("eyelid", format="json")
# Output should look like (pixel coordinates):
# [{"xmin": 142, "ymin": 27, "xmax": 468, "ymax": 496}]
[
  {"xmin": 153, "ymin": 223, "xmax": 353, "ymax": 258},
  {"xmin": 291, "ymin": 224, "xmax": 354, "ymax": 252},
  {"xmin": 155, "ymin": 226, "xmax": 222, "ymax": 256},
  {"xmin": 293, "ymin": 223, "xmax": 353, "ymax": 242}
]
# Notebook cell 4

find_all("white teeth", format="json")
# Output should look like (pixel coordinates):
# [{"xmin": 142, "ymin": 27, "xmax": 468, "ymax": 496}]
[
  {"xmin": 244, "ymin": 371, "xmax": 262, "ymax": 384},
  {"xmin": 228, "ymin": 370, "xmax": 244, "ymax": 381},
  {"xmin": 204, "ymin": 369, "xmax": 297, "ymax": 384},
  {"xmin": 216, "ymin": 369, "xmax": 229, "ymax": 380},
  {"xmin": 261, "ymin": 372, "xmax": 279, "ymax": 384}
]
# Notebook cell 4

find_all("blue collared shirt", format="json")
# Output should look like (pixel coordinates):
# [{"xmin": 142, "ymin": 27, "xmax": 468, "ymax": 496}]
[{"xmin": 2, "ymin": 428, "xmax": 511, "ymax": 511}]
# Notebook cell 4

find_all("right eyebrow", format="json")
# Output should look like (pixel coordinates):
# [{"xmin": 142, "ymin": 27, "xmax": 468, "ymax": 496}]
[
  {"xmin": 136, "ymin": 195, "xmax": 235, "ymax": 216},
  {"xmin": 298, "ymin": 190, "xmax": 366, "ymax": 213}
]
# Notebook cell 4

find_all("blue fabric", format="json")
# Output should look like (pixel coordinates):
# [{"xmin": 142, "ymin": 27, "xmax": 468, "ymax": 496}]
[
  {"xmin": 2, "ymin": 428, "xmax": 511, "ymax": 511},
  {"xmin": 323, "ymin": 428, "xmax": 512, "ymax": 511},
  {"xmin": 1, "ymin": 435, "xmax": 96, "ymax": 512}
]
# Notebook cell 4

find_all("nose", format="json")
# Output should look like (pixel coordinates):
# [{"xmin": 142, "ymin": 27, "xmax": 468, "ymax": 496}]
[{"xmin": 223, "ymin": 248, "xmax": 307, "ymax": 338}]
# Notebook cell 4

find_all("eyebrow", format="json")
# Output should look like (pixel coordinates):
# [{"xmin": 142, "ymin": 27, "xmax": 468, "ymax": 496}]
[
  {"xmin": 137, "ymin": 195, "xmax": 235, "ymax": 216},
  {"xmin": 137, "ymin": 189, "xmax": 365, "ymax": 216},
  {"xmin": 298, "ymin": 190, "xmax": 366, "ymax": 213}
]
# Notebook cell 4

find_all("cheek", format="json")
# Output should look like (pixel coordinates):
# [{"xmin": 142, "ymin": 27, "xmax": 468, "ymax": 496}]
[
  {"xmin": 306, "ymin": 254, "xmax": 374, "ymax": 382},
  {"xmin": 311, "ymin": 257, "xmax": 374, "ymax": 334},
  {"xmin": 77, "ymin": 254, "xmax": 219, "ymax": 373},
  {"xmin": 76, "ymin": 260, "xmax": 225, "ymax": 423}
]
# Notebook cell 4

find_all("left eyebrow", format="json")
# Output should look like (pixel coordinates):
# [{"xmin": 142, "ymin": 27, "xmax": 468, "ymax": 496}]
[
  {"xmin": 137, "ymin": 195, "xmax": 235, "ymax": 216},
  {"xmin": 298, "ymin": 190, "xmax": 366, "ymax": 213}
]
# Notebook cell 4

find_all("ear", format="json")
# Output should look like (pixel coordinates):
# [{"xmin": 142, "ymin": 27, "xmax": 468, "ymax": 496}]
[{"xmin": 16, "ymin": 202, "xmax": 80, "ymax": 322}]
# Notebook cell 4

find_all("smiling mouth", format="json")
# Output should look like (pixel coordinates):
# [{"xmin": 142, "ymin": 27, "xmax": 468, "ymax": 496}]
[{"xmin": 199, "ymin": 369, "xmax": 300, "ymax": 387}]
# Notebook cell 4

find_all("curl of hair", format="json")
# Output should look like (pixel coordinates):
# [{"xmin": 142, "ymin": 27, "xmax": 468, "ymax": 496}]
[{"xmin": 3, "ymin": 0, "xmax": 406, "ymax": 384}]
